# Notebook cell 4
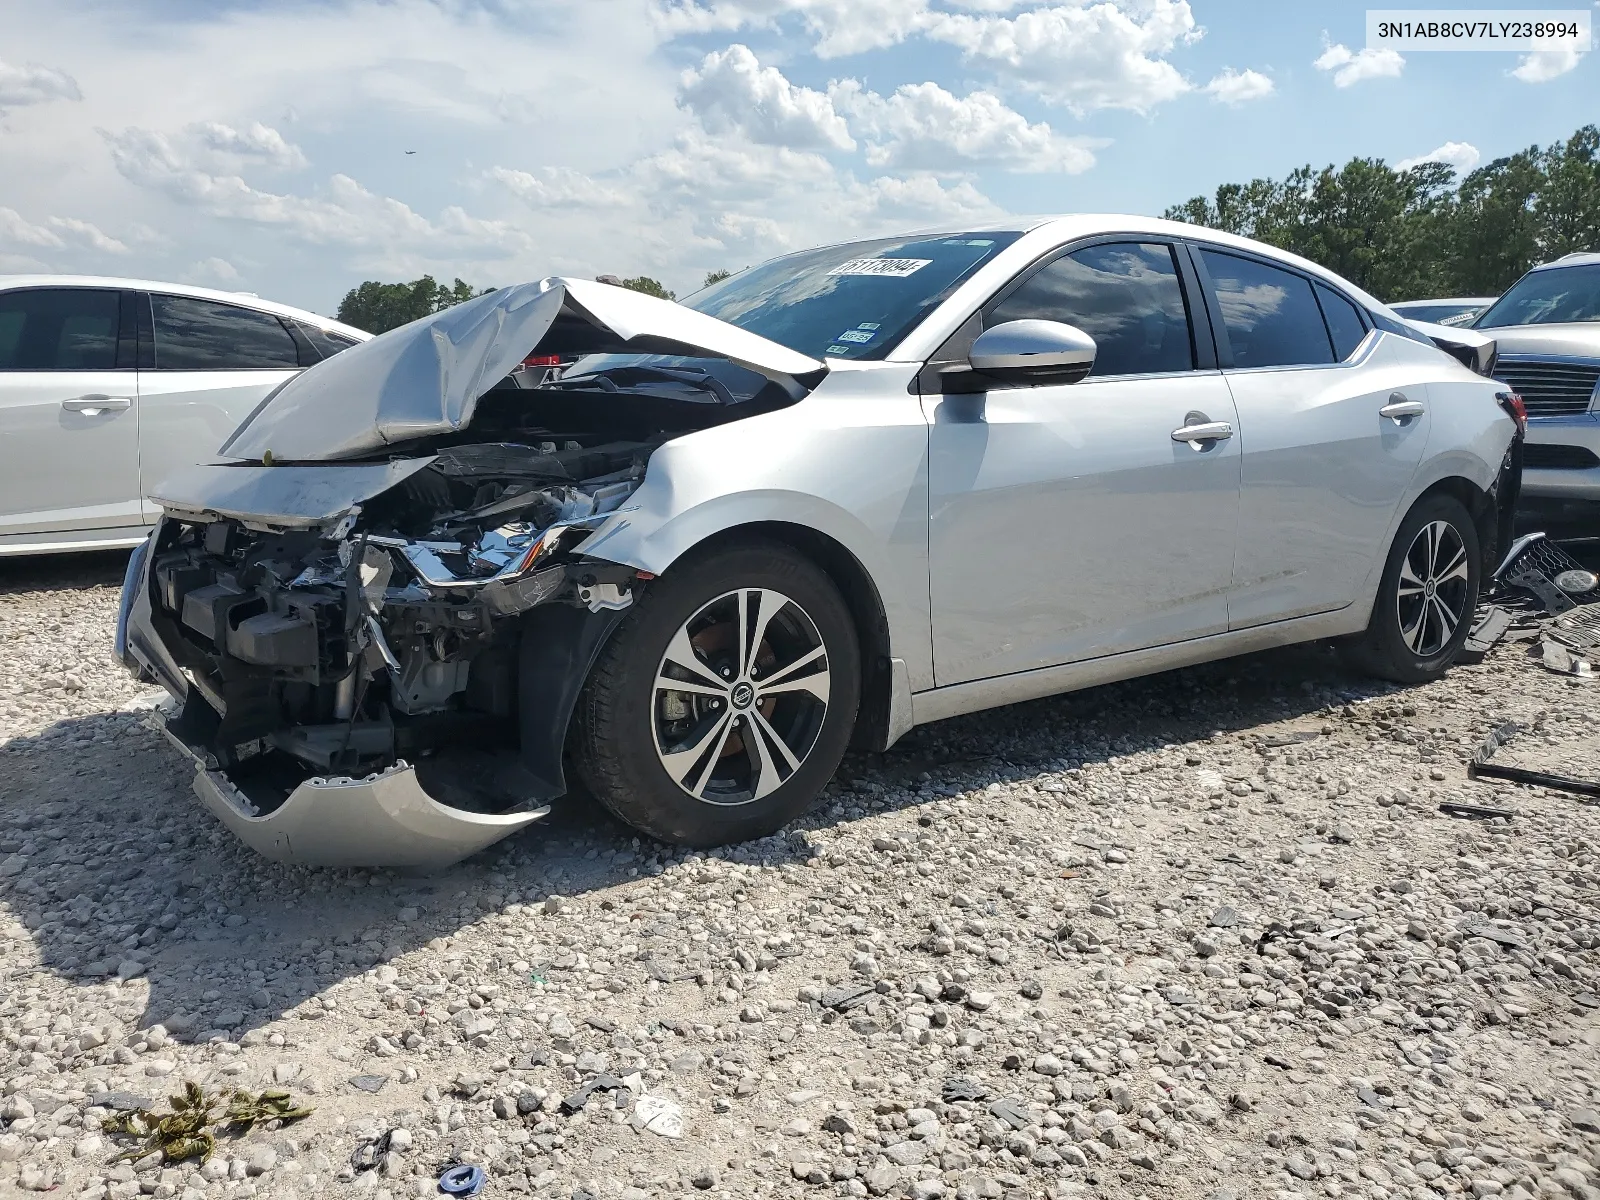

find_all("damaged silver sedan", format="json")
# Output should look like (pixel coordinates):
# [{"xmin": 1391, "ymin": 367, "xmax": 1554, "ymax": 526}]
[{"xmin": 117, "ymin": 217, "xmax": 1524, "ymax": 868}]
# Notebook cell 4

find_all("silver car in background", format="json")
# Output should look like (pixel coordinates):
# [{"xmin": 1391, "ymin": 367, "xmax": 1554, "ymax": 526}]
[
  {"xmin": 1472, "ymin": 252, "xmax": 1600, "ymax": 522},
  {"xmin": 116, "ymin": 216, "xmax": 1522, "ymax": 869},
  {"xmin": 1391, "ymin": 297, "xmax": 1497, "ymax": 327},
  {"xmin": 0, "ymin": 276, "xmax": 367, "ymax": 555}
]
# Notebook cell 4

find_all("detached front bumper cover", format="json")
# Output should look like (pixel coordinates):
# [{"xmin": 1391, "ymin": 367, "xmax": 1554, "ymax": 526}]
[{"xmin": 161, "ymin": 724, "xmax": 549, "ymax": 870}]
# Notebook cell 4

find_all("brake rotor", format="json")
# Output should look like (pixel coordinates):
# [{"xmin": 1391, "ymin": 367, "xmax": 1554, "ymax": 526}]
[{"xmin": 690, "ymin": 622, "xmax": 776, "ymax": 757}]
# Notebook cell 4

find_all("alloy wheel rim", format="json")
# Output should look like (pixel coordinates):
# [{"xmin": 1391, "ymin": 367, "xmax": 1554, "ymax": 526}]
[
  {"xmin": 1396, "ymin": 520, "xmax": 1470, "ymax": 658},
  {"xmin": 652, "ymin": 588, "xmax": 830, "ymax": 806}
]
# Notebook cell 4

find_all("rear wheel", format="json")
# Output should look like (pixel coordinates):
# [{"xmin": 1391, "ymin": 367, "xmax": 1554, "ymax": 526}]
[
  {"xmin": 1343, "ymin": 494, "xmax": 1480, "ymax": 684},
  {"xmin": 572, "ymin": 541, "xmax": 860, "ymax": 847}
]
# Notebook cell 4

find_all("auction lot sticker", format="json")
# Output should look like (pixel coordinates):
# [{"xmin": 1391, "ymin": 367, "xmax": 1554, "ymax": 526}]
[{"xmin": 827, "ymin": 258, "xmax": 933, "ymax": 278}]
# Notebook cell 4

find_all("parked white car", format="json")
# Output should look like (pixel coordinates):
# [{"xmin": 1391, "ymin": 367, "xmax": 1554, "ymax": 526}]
[{"xmin": 0, "ymin": 276, "xmax": 368, "ymax": 555}]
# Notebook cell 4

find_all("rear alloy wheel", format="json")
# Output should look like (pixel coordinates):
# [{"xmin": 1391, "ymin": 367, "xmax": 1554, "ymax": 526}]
[
  {"xmin": 573, "ymin": 541, "xmax": 860, "ymax": 847},
  {"xmin": 1344, "ymin": 494, "xmax": 1480, "ymax": 684}
]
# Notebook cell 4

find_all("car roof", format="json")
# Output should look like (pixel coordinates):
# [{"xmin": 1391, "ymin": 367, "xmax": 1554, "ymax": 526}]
[
  {"xmin": 898, "ymin": 213, "xmax": 1390, "ymax": 304},
  {"xmin": 1392, "ymin": 297, "xmax": 1497, "ymax": 306},
  {"xmin": 0, "ymin": 273, "xmax": 369, "ymax": 339},
  {"xmin": 1532, "ymin": 251, "xmax": 1600, "ymax": 270}
]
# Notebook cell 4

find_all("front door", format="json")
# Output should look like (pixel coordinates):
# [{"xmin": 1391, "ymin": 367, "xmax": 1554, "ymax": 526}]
[
  {"xmin": 927, "ymin": 241, "xmax": 1242, "ymax": 686},
  {"xmin": 0, "ymin": 287, "xmax": 142, "ymax": 541},
  {"xmin": 1194, "ymin": 249, "xmax": 1432, "ymax": 627}
]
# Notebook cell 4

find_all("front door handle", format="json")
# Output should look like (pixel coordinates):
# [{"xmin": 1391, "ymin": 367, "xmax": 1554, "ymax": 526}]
[
  {"xmin": 1171, "ymin": 420, "xmax": 1234, "ymax": 447},
  {"xmin": 62, "ymin": 394, "xmax": 133, "ymax": 416},
  {"xmin": 1379, "ymin": 394, "xmax": 1425, "ymax": 422}
]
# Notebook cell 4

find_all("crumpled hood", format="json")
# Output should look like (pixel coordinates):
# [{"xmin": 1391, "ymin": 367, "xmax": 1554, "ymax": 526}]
[{"xmin": 219, "ymin": 277, "xmax": 828, "ymax": 463}]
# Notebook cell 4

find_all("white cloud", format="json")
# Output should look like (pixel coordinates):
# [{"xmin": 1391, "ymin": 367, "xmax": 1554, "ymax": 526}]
[
  {"xmin": 1313, "ymin": 40, "xmax": 1404, "ymax": 87},
  {"xmin": 183, "ymin": 256, "xmax": 243, "ymax": 286},
  {"xmin": 926, "ymin": 0, "xmax": 1202, "ymax": 114},
  {"xmin": 830, "ymin": 79, "xmax": 1099, "ymax": 172},
  {"xmin": 488, "ymin": 165, "xmax": 630, "ymax": 208},
  {"xmin": 679, "ymin": 45, "xmax": 854, "ymax": 151},
  {"xmin": 0, "ymin": 207, "xmax": 65, "ymax": 250},
  {"xmin": 1201, "ymin": 67, "xmax": 1273, "ymax": 105},
  {"xmin": 1511, "ymin": 48, "xmax": 1583, "ymax": 82},
  {"xmin": 46, "ymin": 216, "xmax": 130, "ymax": 254},
  {"xmin": 1396, "ymin": 140, "xmax": 1480, "ymax": 175},
  {"xmin": 193, "ymin": 121, "xmax": 308, "ymax": 171},
  {"xmin": 104, "ymin": 125, "xmax": 530, "ymax": 258},
  {"xmin": 0, "ymin": 207, "xmax": 128, "ymax": 256},
  {"xmin": 652, "ymin": 0, "xmax": 931, "ymax": 56},
  {"xmin": 0, "ymin": 58, "xmax": 81, "ymax": 110}
]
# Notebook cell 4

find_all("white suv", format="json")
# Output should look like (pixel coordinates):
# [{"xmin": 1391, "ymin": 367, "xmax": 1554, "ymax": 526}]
[{"xmin": 0, "ymin": 276, "xmax": 368, "ymax": 555}]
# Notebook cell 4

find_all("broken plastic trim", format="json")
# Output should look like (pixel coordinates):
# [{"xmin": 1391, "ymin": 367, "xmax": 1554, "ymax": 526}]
[{"xmin": 162, "ymin": 724, "xmax": 549, "ymax": 868}]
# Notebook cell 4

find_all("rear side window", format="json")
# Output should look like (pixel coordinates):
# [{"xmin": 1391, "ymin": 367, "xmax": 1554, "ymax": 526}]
[
  {"xmin": 297, "ymin": 322, "xmax": 360, "ymax": 360},
  {"xmin": 150, "ymin": 295, "xmax": 301, "ymax": 370},
  {"xmin": 1315, "ymin": 284, "xmax": 1369, "ymax": 361},
  {"xmin": 1200, "ymin": 250, "xmax": 1335, "ymax": 369},
  {"xmin": 988, "ymin": 242, "xmax": 1194, "ymax": 377},
  {"xmin": 0, "ymin": 288, "xmax": 120, "ymax": 371}
]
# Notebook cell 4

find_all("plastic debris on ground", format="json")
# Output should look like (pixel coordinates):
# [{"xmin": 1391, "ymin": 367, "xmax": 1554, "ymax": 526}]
[{"xmin": 632, "ymin": 1094, "xmax": 684, "ymax": 1139}]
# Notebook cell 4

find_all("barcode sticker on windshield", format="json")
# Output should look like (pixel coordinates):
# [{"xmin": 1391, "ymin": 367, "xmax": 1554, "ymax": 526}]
[{"xmin": 827, "ymin": 257, "xmax": 932, "ymax": 278}]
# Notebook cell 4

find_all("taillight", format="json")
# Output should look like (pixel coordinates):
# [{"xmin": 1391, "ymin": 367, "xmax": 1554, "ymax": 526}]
[
  {"xmin": 1496, "ymin": 391, "xmax": 1527, "ymax": 435},
  {"xmin": 522, "ymin": 353, "xmax": 562, "ymax": 367}
]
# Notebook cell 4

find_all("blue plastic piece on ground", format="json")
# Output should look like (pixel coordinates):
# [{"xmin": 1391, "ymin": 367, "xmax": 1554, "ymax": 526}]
[{"xmin": 439, "ymin": 1163, "xmax": 487, "ymax": 1196}]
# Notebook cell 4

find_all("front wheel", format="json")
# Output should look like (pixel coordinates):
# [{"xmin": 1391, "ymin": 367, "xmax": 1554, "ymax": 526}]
[
  {"xmin": 1343, "ymin": 494, "xmax": 1480, "ymax": 684},
  {"xmin": 571, "ymin": 540, "xmax": 861, "ymax": 847}
]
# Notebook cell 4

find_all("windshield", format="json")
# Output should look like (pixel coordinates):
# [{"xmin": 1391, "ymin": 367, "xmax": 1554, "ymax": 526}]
[
  {"xmin": 678, "ymin": 232, "xmax": 1022, "ymax": 360},
  {"xmin": 1475, "ymin": 264, "xmax": 1600, "ymax": 328}
]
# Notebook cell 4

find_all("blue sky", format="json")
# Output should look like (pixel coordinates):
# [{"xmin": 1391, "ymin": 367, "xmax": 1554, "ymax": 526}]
[{"xmin": 0, "ymin": 0, "xmax": 1592, "ymax": 314}]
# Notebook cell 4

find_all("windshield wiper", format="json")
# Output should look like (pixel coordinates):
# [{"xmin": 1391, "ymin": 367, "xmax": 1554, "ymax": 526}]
[{"xmin": 550, "ymin": 364, "xmax": 738, "ymax": 405}]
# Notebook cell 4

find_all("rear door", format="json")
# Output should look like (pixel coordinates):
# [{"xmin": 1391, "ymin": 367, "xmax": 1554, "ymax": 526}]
[
  {"xmin": 136, "ymin": 293, "xmax": 309, "ymax": 512},
  {"xmin": 1196, "ymin": 247, "xmax": 1433, "ymax": 626},
  {"xmin": 0, "ymin": 286, "xmax": 143, "ymax": 542}
]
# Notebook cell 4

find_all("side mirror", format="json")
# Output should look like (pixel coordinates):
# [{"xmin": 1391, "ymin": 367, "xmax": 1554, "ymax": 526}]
[{"xmin": 968, "ymin": 319, "xmax": 1096, "ymax": 386}]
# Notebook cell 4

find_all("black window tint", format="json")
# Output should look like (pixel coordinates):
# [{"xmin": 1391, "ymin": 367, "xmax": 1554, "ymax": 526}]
[
  {"xmin": 988, "ymin": 242, "xmax": 1193, "ymax": 377},
  {"xmin": 0, "ymin": 288, "xmax": 120, "ymax": 371},
  {"xmin": 150, "ymin": 295, "xmax": 300, "ymax": 370},
  {"xmin": 298, "ymin": 322, "xmax": 360, "ymax": 360},
  {"xmin": 1200, "ymin": 250, "xmax": 1335, "ymax": 369},
  {"xmin": 1315, "ymin": 284, "xmax": 1368, "ymax": 361}
]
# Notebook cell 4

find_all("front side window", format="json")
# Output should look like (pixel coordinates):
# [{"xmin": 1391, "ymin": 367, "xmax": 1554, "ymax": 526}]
[
  {"xmin": 150, "ymin": 295, "xmax": 301, "ymax": 370},
  {"xmin": 987, "ymin": 242, "xmax": 1194, "ymax": 377},
  {"xmin": 0, "ymin": 288, "xmax": 120, "ymax": 371},
  {"xmin": 1201, "ymin": 250, "xmax": 1335, "ymax": 369},
  {"xmin": 682, "ymin": 232, "xmax": 1022, "ymax": 360},
  {"xmin": 1474, "ymin": 264, "xmax": 1600, "ymax": 328},
  {"xmin": 1316, "ymin": 284, "xmax": 1369, "ymax": 361}
]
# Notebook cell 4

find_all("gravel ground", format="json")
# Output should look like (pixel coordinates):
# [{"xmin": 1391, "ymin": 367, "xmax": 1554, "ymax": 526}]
[{"xmin": 0, "ymin": 550, "xmax": 1596, "ymax": 1200}]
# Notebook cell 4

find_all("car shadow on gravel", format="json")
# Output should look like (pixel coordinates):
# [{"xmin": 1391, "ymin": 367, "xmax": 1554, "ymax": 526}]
[
  {"xmin": 0, "ymin": 634, "xmax": 1400, "ymax": 1044},
  {"xmin": 0, "ymin": 548, "xmax": 132, "ymax": 596}
]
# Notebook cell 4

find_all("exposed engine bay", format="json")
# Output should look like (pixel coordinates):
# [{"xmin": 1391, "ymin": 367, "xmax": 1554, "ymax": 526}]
[{"xmin": 136, "ymin": 376, "xmax": 736, "ymax": 825}]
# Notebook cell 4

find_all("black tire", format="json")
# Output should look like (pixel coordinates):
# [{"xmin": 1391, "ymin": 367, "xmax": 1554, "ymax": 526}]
[
  {"xmin": 1343, "ymin": 493, "xmax": 1481, "ymax": 684},
  {"xmin": 571, "ymin": 540, "xmax": 860, "ymax": 847}
]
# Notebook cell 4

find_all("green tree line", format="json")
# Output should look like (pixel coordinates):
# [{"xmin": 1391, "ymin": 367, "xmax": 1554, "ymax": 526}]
[
  {"xmin": 1164, "ymin": 124, "xmax": 1600, "ymax": 302},
  {"xmin": 335, "ymin": 271, "xmax": 738, "ymax": 334}
]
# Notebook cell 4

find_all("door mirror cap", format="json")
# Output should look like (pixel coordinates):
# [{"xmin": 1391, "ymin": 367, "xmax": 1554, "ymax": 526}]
[{"xmin": 968, "ymin": 319, "xmax": 1097, "ymax": 385}]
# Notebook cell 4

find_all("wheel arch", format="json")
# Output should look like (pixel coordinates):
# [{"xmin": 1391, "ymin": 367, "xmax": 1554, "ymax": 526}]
[
  {"xmin": 661, "ymin": 520, "xmax": 900, "ymax": 753},
  {"xmin": 1410, "ymin": 474, "xmax": 1500, "ymax": 573}
]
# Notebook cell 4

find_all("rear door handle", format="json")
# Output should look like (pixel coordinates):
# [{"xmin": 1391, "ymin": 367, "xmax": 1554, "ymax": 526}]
[
  {"xmin": 1379, "ymin": 394, "xmax": 1425, "ymax": 422},
  {"xmin": 1171, "ymin": 421, "xmax": 1234, "ymax": 446},
  {"xmin": 62, "ymin": 394, "xmax": 133, "ymax": 416}
]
